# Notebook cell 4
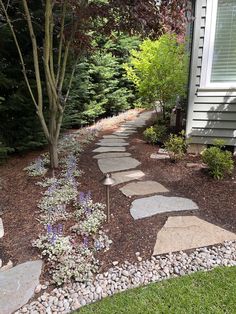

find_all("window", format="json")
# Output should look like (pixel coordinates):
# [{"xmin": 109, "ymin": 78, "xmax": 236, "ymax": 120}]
[{"xmin": 201, "ymin": 0, "xmax": 236, "ymax": 88}]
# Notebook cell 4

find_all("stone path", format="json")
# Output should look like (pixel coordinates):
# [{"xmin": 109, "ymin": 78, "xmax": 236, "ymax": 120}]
[
  {"xmin": 0, "ymin": 260, "xmax": 42, "ymax": 314},
  {"xmin": 93, "ymin": 110, "xmax": 236, "ymax": 256}
]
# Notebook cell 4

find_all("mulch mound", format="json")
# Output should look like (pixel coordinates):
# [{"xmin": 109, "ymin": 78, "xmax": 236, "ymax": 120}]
[{"xmin": 0, "ymin": 120, "xmax": 236, "ymax": 276}]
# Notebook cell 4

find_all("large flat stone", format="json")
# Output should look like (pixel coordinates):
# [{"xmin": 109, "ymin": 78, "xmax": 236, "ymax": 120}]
[
  {"xmin": 150, "ymin": 154, "xmax": 170, "ymax": 160},
  {"xmin": 112, "ymin": 132, "xmax": 132, "ymax": 137},
  {"xmin": 114, "ymin": 130, "xmax": 136, "ymax": 134},
  {"xmin": 96, "ymin": 141, "xmax": 129, "ymax": 147},
  {"xmin": 93, "ymin": 152, "xmax": 131, "ymax": 159},
  {"xmin": 93, "ymin": 146, "xmax": 126, "ymax": 153},
  {"xmin": 99, "ymin": 138, "xmax": 127, "ymax": 143},
  {"xmin": 0, "ymin": 218, "xmax": 3, "ymax": 238},
  {"xmin": 98, "ymin": 157, "xmax": 141, "ymax": 173},
  {"xmin": 0, "ymin": 260, "xmax": 42, "ymax": 314},
  {"xmin": 153, "ymin": 216, "xmax": 236, "ymax": 255},
  {"xmin": 103, "ymin": 135, "xmax": 128, "ymax": 139},
  {"xmin": 111, "ymin": 170, "xmax": 145, "ymax": 185},
  {"xmin": 130, "ymin": 196, "xmax": 199, "ymax": 220},
  {"xmin": 120, "ymin": 181, "xmax": 169, "ymax": 197}
]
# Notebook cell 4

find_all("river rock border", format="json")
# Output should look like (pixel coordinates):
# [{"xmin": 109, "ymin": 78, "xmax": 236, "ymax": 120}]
[{"xmin": 16, "ymin": 241, "xmax": 236, "ymax": 314}]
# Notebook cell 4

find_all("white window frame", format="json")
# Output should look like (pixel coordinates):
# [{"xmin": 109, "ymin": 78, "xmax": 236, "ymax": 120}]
[{"xmin": 201, "ymin": 0, "xmax": 236, "ymax": 89}]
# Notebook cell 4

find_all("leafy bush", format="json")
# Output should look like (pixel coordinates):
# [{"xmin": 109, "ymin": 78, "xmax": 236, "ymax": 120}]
[
  {"xmin": 202, "ymin": 141, "xmax": 234, "ymax": 180},
  {"xmin": 125, "ymin": 34, "xmax": 188, "ymax": 117},
  {"xmin": 154, "ymin": 124, "xmax": 168, "ymax": 142},
  {"xmin": 164, "ymin": 131, "xmax": 187, "ymax": 161},
  {"xmin": 143, "ymin": 124, "xmax": 167, "ymax": 145},
  {"xmin": 143, "ymin": 126, "xmax": 158, "ymax": 144}
]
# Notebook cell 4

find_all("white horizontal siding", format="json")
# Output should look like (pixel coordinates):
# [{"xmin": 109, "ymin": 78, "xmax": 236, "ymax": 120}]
[
  {"xmin": 193, "ymin": 112, "xmax": 236, "ymax": 121},
  {"xmin": 193, "ymin": 103, "xmax": 236, "ymax": 111},
  {"xmin": 186, "ymin": 0, "xmax": 236, "ymax": 147}
]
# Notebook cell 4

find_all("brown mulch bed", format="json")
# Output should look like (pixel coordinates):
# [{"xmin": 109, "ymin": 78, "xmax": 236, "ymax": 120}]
[{"xmin": 0, "ymin": 114, "xmax": 236, "ymax": 277}]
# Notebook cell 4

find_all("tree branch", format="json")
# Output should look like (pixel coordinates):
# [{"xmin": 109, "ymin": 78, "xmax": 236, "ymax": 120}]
[
  {"xmin": 56, "ymin": 0, "xmax": 67, "ymax": 85},
  {"xmin": 0, "ymin": 0, "xmax": 38, "ymax": 110}
]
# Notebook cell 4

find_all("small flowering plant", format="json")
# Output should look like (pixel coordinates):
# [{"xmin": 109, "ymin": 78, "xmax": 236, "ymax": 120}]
[
  {"xmin": 24, "ymin": 157, "xmax": 47, "ymax": 176},
  {"xmin": 74, "ymin": 192, "xmax": 106, "ymax": 235}
]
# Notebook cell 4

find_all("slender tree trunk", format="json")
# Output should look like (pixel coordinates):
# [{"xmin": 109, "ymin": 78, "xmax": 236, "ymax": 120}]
[{"xmin": 49, "ymin": 140, "xmax": 59, "ymax": 169}]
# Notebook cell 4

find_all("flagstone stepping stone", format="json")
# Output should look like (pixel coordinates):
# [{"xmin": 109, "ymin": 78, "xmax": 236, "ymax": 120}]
[
  {"xmin": 93, "ymin": 146, "xmax": 126, "ymax": 153},
  {"xmin": 150, "ymin": 153, "xmax": 170, "ymax": 160},
  {"xmin": 120, "ymin": 181, "xmax": 169, "ymax": 197},
  {"xmin": 96, "ymin": 141, "xmax": 129, "ymax": 147},
  {"xmin": 111, "ymin": 170, "xmax": 145, "ymax": 185},
  {"xmin": 114, "ymin": 130, "xmax": 136, "ymax": 134},
  {"xmin": 0, "ymin": 260, "xmax": 42, "ymax": 314},
  {"xmin": 93, "ymin": 152, "xmax": 131, "ymax": 159},
  {"xmin": 98, "ymin": 157, "xmax": 141, "ymax": 173},
  {"xmin": 153, "ymin": 216, "xmax": 236, "ymax": 255},
  {"xmin": 0, "ymin": 218, "xmax": 3, "ymax": 238},
  {"xmin": 103, "ymin": 135, "xmax": 128, "ymax": 139},
  {"xmin": 99, "ymin": 138, "xmax": 127, "ymax": 143},
  {"xmin": 118, "ymin": 127, "xmax": 137, "ymax": 131},
  {"xmin": 110, "ymin": 134, "xmax": 129, "ymax": 138},
  {"xmin": 112, "ymin": 132, "xmax": 133, "ymax": 137},
  {"xmin": 130, "ymin": 195, "xmax": 199, "ymax": 220},
  {"xmin": 158, "ymin": 148, "xmax": 168, "ymax": 154}
]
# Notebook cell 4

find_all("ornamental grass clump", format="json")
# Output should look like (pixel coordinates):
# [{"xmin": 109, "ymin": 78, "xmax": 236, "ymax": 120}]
[{"xmin": 202, "ymin": 140, "xmax": 234, "ymax": 180}]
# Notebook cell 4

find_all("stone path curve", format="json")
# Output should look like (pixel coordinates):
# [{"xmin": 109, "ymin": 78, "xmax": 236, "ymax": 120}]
[{"xmin": 93, "ymin": 111, "xmax": 236, "ymax": 255}]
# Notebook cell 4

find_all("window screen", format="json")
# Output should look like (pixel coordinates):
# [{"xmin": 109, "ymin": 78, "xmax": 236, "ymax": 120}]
[{"xmin": 211, "ymin": 0, "xmax": 236, "ymax": 82}]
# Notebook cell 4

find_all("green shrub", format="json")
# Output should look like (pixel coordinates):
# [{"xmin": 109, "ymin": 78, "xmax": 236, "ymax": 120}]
[
  {"xmin": 202, "ymin": 142, "xmax": 234, "ymax": 180},
  {"xmin": 164, "ymin": 131, "xmax": 187, "ymax": 161},
  {"xmin": 143, "ymin": 123, "xmax": 168, "ymax": 145},
  {"xmin": 153, "ymin": 124, "xmax": 168, "ymax": 142},
  {"xmin": 143, "ymin": 126, "xmax": 158, "ymax": 144}
]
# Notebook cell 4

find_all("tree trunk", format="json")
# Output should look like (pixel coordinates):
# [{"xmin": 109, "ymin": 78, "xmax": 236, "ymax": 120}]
[{"xmin": 49, "ymin": 140, "xmax": 59, "ymax": 169}]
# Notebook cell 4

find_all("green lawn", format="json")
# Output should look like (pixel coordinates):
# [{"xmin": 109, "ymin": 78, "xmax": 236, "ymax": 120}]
[{"xmin": 77, "ymin": 267, "xmax": 236, "ymax": 314}]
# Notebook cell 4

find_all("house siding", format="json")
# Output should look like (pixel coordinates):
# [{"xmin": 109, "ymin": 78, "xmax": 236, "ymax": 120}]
[{"xmin": 186, "ymin": 0, "xmax": 236, "ymax": 147}]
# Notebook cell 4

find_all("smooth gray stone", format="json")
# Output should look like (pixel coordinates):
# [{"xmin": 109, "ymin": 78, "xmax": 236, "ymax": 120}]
[
  {"xmin": 93, "ymin": 152, "xmax": 131, "ymax": 159},
  {"xmin": 99, "ymin": 138, "xmax": 127, "ymax": 143},
  {"xmin": 111, "ymin": 170, "xmax": 145, "ymax": 185},
  {"xmin": 0, "ymin": 218, "xmax": 3, "ymax": 238},
  {"xmin": 98, "ymin": 157, "xmax": 141, "ymax": 173},
  {"xmin": 96, "ymin": 142, "xmax": 129, "ymax": 147},
  {"xmin": 120, "ymin": 181, "xmax": 169, "ymax": 197},
  {"xmin": 118, "ymin": 127, "xmax": 137, "ymax": 131},
  {"xmin": 114, "ymin": 130, "xmax": 136, "ymax": 134},
  {"xmin": 112, "ymin": 132, "xmax": 132, "ymax": 137},
  {"xmin": 130, "ymin": 195, "xmax": 199, "ymax": 220},
  {"xmin": 103, "ymin": 135, "xmax": 128, "ymax": 139},
  {"xmin": 150, "ymin": 154, "xmax": 170, "ymax": 160},
  {"xmin": 0, "ymin": 260, "xmax": 43, "ymax": 314},
  {"xmin": 93, "ymin": 146, "xmax": 126, "ymax": 153}
]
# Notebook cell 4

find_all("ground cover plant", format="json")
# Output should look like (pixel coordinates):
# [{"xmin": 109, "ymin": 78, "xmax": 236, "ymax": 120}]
[
  {"xmin": 23, "ymin": 126, "xmax": 113, "ymax": 285},
  {"xmin": 78, "ymin": 266, "xmax": 236, "ymax": 314}
]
